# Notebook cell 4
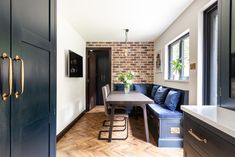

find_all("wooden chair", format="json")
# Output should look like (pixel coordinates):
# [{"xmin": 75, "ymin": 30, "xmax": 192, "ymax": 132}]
[{"xmin": 98, "ymin": 85, "xmax": 128, "ymax": 140}]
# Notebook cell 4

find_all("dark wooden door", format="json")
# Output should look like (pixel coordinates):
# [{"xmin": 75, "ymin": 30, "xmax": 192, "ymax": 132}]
[
  {"xmin": 0, "ymin": 0, "xmax": 11, "ymax": 156},
  {"xmin": 88, "ymin": 51, "xmax": 96, "ymax": 110},
  {"xmin": 96, "ymin": 51, "xmax": 111, "ymax": 105},
  {"xmin": 11, "ymin": 0, "xmax": 56, "ymax": 157}
]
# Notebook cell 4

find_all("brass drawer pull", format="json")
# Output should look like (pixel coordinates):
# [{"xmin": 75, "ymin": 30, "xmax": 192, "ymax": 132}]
[
  {"xmin": 14, "ymin": 55, "xmax": 24, "ymax": 98},
  {"xmin": 188, "ymin": 129, "xmax": 208, "ymax": 144},
  {"xmin": 1, "ymin": 53, "xmax": 13, "ymax": 101}
]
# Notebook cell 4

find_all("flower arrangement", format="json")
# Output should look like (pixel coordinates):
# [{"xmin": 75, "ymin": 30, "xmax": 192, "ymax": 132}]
[{"xmin": 118, "ymin": 71, "xmax": 135, "ymax": 93}]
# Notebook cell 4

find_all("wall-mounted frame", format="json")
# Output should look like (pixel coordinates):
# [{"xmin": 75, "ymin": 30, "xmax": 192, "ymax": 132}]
[{"xmin": 156, "ymin": 49, "xmax": 162, "ymax": 73}]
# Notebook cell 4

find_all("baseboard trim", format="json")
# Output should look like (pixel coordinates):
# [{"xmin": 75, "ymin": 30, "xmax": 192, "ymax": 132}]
[{"xmin": 56, "ymin": 110, "xmax": 86, "ymax": 142}]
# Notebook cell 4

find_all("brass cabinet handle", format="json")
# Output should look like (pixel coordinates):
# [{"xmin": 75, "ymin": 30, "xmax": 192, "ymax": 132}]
[
  {"xmin": 14, "ymin": 55, "xmax": 24, "ymax": 98},
  {"xmin": 188, "ymin": 129, "xmax": 208, "ymax": 144},
  {"xmin": 1, "ymin": 53, "xmax": 12, "ymax": 101}
]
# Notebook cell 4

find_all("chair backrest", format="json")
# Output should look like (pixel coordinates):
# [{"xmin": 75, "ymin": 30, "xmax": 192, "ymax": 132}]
[
  {"xmin": 102, "ymin": 85, "xmax": 109, "ymax": 116},
  {"xmin": 105, "ymin": 84, "xmax": 110, "ymax": 95}
]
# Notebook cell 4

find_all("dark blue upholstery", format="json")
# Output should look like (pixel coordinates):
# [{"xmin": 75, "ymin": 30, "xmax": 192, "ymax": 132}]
[
  {"xmin": 151, "ymin": 85, "xmax": 160, "ymax": 98},
  {"xmin": 114, "ymin": 84, "xmax": 124, "ymax": 91},
  {"xmin": 113, "ymin": 83, "xmax": 188, "ymax": 111},
  {"xmin": 134, "ymin": 84, "xmax": 153, "ymax": 97},
  {"xmin": 154, "ymin": 86, "xmax": 170, "ymax": 106},
  {"xmin": 114, "ymin": 84, "xmax": 134, "ymax": 91},
  {"xmin": 147, "ymin": 103, "xmax": 182, "ymax": 118},
  {"xmin": 164, "ymin": 90, "xmax": 181, "ymax": 111}
]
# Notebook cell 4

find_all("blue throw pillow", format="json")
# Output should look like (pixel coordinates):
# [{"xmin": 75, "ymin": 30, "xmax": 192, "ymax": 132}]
[
  {"xmin": 154, "ymin": 86, "xmax": 170, "ymax": 106},
  {"xmin": 114, "ymin": 84, "xmax": 124, "ymax": 91},
  {"xmin": 114, "ymin": 84, "xmax": 134, "ymax": 91},
  {"xmin": 134, "ymin": 84, "xmax": 147, "ymax": 95},
  {"xmin": 151, "ymin": 85, "xmax": 160, "ymax": 98},
  {"xmin": 164, "ymin": 90, "xmax": 181, "ymax": 111}
]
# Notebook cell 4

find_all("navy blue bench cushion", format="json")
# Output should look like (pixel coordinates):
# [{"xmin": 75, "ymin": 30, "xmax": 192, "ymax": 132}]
[
  {"xmin": 147, "ymin": 103, "xmax": 183, "ymax": 118},
  {"xmin": 134, "ymin": 84, "xmax": 153, "ymax": 97},
  {"xmin": 151, "ymin": 85, "xmax": 160, "ymax": 98},
  {"xmin": 114, "ymin": 84, "xmax": 134, "ymax": 91},
  {"xmin": 164, "ymin": 90, "xmax": 181, "ymax": 111},
  {"xmin": 154, "ymin": 86, "xmax": 170, "ymax": 106}
]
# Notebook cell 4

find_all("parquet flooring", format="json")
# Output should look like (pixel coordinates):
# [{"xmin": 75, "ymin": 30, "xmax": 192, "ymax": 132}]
[{"xmin": 57, "ymin": 106, "xmax": 183, "ymax": 157}]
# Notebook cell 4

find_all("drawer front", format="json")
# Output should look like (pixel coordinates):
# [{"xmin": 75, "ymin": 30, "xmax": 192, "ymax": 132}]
[
  {"xmin": 184, "ymin": 114, "xmax": 235, "ymax": 157},
  {"xmin": 184, "ymin": 141, "xmax": 209, "ymax": 157}
]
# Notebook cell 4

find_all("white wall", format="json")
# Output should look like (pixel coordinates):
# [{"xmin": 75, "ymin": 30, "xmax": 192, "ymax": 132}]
[
  {"xmin": 57, "ymin": 7, "xmax": 86, "ymax": 134},
  {"xmin": 154, "ymin": 0, "xmax": 211, "ymax": 104}
]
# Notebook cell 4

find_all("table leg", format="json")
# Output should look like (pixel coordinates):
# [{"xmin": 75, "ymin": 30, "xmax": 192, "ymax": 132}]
[
  {"xmin": 108, "ymin": 104, "xmax": 115, "ymax": 142},
  {"xmin": 142, "ymin": 105, "xmax": 149, "ymax": 142}
]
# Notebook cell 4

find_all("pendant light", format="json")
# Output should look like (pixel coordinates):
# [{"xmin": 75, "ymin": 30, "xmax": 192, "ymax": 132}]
[{"xmin": 124, "ymin": 29, "xmax": 129, "ymax": 56}]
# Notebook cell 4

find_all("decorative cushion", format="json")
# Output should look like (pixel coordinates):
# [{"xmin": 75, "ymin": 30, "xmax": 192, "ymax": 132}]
[
  {"xmin": 134, "ymin": 84, "xmax": 149, "ymax": 95},
  {"xmin": 147, "ymin": 103, "xmax": 182, "ymax": 118},
  {"xmin": 164, "ymin": 90, "xmax": 181, "ymax": 111},
  {"xmin": 151, "ymin": 85, "xmax": 160, "ymax": 98},
  {"xmin": 154, "ymin": 86, "xmax": 170, "ymax": 106},
  {"xmin": 114, "ymin": 84, "xmax": 134, "ymax": 91},
  {"xmin": 114, "ymin": 84, "xmax": 124, "ymax": 91}
]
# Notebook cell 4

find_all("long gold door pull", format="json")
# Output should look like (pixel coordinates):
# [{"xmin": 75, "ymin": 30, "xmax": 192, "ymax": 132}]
[
  {"xmin": 14, "ymin": 55, "xmax": 24, "ymax": 98},
  {"xmin": 1, "ymin": 53, "xmax": 12, "ymax": 101}
]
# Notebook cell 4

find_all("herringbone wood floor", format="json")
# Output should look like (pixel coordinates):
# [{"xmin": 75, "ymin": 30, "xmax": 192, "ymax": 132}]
[{"xmin": 57, "ymin": 106, "xmax": 183, "ymax": 157}]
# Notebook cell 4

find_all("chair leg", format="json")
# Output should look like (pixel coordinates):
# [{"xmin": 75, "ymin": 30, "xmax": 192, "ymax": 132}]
[
  {"xmin": 102, "ymin": 117, "xmax": 126, "ymax": 127},
  {"xmin": 98, "ymin": 117, "xmax": 128, "ymax": 141},
  {"xmin": 103, "ymin": 117, "xmax": 127, "ymax": 131}
]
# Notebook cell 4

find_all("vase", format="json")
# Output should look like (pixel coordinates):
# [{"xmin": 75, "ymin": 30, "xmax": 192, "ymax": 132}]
[
  {"xmin": 173, "ymin": 71, "xmax": 180, "ymax": 80},
  {"xmin": 124, "ymin": 84, "xmax": 130, "ymax": 94}
]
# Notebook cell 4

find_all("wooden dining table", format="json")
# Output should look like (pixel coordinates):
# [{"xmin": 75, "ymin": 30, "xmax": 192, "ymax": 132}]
[{"xmin": 106, "ymin": 91, "xmax": 154, "ymax": 142}]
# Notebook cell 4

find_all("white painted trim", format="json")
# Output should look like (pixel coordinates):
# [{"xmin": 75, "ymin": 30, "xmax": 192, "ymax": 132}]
[
  {"xmin": 164, "ymin": 79, "xmax": 189, "ymax": 83},
  {"xmin": 166, "ymin": 29, "xmax": 190, "ymax": 46},
  {"xmin": 197, "ymin": 0, "xmax": 218, "ymax": 106}
]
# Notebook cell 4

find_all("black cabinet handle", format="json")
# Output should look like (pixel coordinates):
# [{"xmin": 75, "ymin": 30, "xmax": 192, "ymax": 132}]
[{"xmin": 188, "ymin": 129, "xmax": 208, "ymax": 144}]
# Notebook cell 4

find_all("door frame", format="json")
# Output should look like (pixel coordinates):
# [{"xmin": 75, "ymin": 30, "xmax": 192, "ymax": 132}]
[
  {"xmin": 86, "ymin": 47, "xmax": 112, "ymax": 111},
  {"xmin": 203, "ymin": 2, "xmax": 218, "ymax": 105}
]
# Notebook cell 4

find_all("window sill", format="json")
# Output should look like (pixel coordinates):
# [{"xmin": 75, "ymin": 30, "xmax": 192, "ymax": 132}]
[{"xmin": 164, "ymin": 79, "xmax": 189, "ymax": 83}]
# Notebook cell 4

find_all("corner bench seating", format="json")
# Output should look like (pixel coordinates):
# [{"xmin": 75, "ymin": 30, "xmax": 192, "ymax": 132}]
[{"xmin": 113, "ymin": 83, "xmax": 189, "ymax": 147}]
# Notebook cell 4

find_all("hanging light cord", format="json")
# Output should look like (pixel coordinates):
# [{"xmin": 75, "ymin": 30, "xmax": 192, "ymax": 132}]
[{"xmin": 125, "ymin": 29, "xmax": 129, "ymax": 43}]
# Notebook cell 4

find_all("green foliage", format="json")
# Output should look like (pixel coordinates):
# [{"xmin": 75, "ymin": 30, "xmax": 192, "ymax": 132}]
[
  {"xmin": 118, "ymin": 71, "xmax": 135, "ymax": 86},
  {"xmin": 171, "ymin": 58, "xmax": 183, "ymax": 73}
]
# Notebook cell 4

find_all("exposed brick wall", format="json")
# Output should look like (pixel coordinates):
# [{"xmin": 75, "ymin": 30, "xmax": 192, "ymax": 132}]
[{"xmin": 86, "ymin": 42, "xmax": 154, "ymax": 84}]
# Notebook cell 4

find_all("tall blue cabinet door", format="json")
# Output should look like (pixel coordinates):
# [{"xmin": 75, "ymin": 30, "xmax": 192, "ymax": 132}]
[
  {"xmin": 0, "ymin": 0, "xmax": 10, "ymax": 156},
  {"xmin": 11, "ymin": 0, "xmax": 56, "ymax": 157}
]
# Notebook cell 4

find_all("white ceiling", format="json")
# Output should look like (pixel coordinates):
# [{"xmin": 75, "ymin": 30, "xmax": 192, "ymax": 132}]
[{"xmin": 60, "ymin": 0, "xmax": 194, "ymax": 42}]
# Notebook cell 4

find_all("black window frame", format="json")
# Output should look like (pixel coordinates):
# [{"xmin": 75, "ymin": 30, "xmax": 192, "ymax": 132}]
[{"xmin": 168, "ymin": 33, "xmax": 190, "ymax": 80}]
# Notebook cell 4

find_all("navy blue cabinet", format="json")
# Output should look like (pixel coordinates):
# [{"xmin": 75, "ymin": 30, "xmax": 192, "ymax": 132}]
[
  {"xmin": 0, "ymin": 0, "xmax": 56, "ymax": 156},
  {"xmin": 183, "ymin": 113, "xmax": 235, "ymax": 157},
  {"xmin": 0, "ymin": 0, "xmax": 11, "ymax": 156}
]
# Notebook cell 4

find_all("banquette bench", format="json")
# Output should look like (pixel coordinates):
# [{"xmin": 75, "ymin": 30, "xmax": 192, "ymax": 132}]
[{"xmin": 113, "ymin": 83, "xmax": 189, "ymax": 147}]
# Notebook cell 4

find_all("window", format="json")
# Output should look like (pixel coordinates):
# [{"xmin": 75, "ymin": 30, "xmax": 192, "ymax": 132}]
[{"xmin": 168, "ymin": 33, "xmax": 189, "ymax": 80}]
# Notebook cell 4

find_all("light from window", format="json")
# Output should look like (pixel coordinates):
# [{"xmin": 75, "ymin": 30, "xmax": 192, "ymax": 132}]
[{"xmin": 168, "ymin": 33, "xmax": 189, "ymax": 80}]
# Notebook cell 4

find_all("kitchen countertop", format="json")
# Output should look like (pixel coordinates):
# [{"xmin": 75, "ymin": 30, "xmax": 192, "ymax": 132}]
[{"xmin": 181, "ymin": 105, "xmax": 235, "ymax": 138}]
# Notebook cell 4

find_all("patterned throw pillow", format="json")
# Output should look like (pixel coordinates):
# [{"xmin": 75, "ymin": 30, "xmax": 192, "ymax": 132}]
[{"xmin": 154, "ymin": 86, "xmax": 170, "ymax": 106}]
